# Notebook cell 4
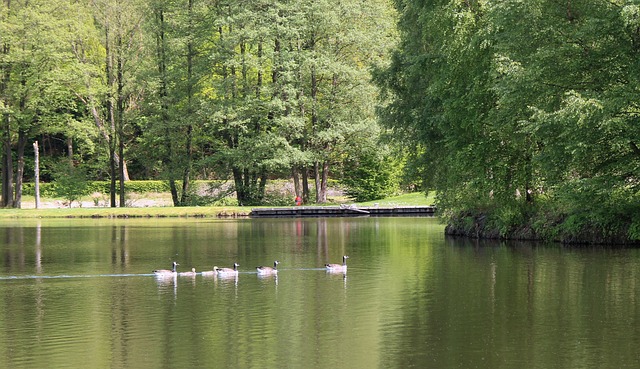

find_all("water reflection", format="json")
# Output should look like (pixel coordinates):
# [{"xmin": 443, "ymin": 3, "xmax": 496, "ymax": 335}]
[
  {"xmin": 213, "ymin": 273, "xmax": 239, "ymax": 290},
  {"xmin": 326, "ymin": 270, "xmax": 348, "ymax": 291},
  {"xmin": 35, "ymin": 222, "xmax": 42, "ymax": 274},
  {"xmin": 111, "ymin": 225, "xmax": 130, "ymax": 272},
  {"xmin": 257, "ymin": 273, "xmax": 279, "ymax": 287},
  {"xmin": 155, "ymin": 274, "xmax": 178, "ymax": 293},
  {"xmin": 1, "ymin": 218, "xmax": 640, "ymax": 369}
]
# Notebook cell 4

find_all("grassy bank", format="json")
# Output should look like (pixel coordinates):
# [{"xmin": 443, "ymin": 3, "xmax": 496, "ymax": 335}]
[
  {"xmin": 0, "ymin": 192, "xmax": 435, "ymax": 219},
  {"xmin": 0, "ymin": 206, "xmax": 251, "ymax": 219}
]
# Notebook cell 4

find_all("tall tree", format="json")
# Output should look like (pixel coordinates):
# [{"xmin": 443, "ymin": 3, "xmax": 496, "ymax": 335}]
[
  {"xmin": 0, "ymin": 0, "xmax": 93, "ymax": 208},
  {"xmin": 200, "ymin": 0, "xmax": 397, "ymax": 205},
  {"xmin": 380, "ymin": 0, "xmax": 640, "ymax": 240},
  {"xmin": 142, "ymin": 0, "xmax": 208, "ymax": 206},
  {"xmin": 202, "ymin": 0, "xmax": 291, "ymax": 205},
  {"xmin": 294, "ymin": 0, "xmax": 397, "ymax": 203},
  {"xmin": 89, "ymin": 0, "xmax": 144, "ymax": 207}
]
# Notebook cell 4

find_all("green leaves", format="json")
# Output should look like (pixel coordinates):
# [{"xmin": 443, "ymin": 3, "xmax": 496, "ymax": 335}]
[{"xmin": 381, "ymin": 0, "xmax": 640, "ymax": 241}]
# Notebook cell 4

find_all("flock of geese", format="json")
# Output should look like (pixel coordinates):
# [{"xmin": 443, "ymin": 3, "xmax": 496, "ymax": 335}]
[{"xmin": 153, "ymin": 256, "xmax": 349, "ymax": 277}]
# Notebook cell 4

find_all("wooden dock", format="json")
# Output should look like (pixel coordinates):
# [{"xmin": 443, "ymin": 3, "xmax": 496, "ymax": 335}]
[{"xmin": 250, "ymin": 205, "xmax": 436, "ymax": 218}]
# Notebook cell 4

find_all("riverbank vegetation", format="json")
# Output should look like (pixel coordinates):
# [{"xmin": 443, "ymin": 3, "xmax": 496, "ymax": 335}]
[
  {"xmin": 0, "ymin": 191, "xmax": 433, "ymax": 219},
  {"xmin": 378, "ymin": 0, "xmax": 640, "ymax": 244},
  {"xmin": 4, "ymin": 1, "xmax": 638, "ymax": 244}
]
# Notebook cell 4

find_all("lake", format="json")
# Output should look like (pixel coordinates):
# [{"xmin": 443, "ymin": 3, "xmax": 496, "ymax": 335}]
[{"xmin": 0, "ymin": 217, "xmax": 639, "ymax": 368}]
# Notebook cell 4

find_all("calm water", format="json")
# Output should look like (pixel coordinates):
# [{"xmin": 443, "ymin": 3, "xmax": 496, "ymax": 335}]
[{"xmin": 0, "ymin": 217, "xmax": 639, "ymax": 369}]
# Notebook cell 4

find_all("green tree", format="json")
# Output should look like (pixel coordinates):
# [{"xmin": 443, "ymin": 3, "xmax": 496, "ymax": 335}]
[
  {"xmin": 200, "ymin": 0, "xmax": 302, "ymax": 205},
  {"xmin": 0, "ymin": 0, "xmax": 94, "ymax": 208},
  {"xmin": 84, "ymin": 0, "xmax": 145, "ymax": 207},
  {"xmin": 199, "ymin": 0, "xmax": 396, "ymax": 205},
  {"xmin": 341, "ymin": 143, "xmax": 401, "ymax": 202},
  {"xmin": 0, "ymin": 0, "xmax": 400, "ymax": 210},
  {"xmin": 142, "ymin": 0, "xmax": 208, "ymax": 206},
  {"xmin": 52, "ymin": 159, "xmax": 89, "ymax": 207},
  {"xmin": 380, "ymin": 0, "xmax": 640, "ymax": 241}
]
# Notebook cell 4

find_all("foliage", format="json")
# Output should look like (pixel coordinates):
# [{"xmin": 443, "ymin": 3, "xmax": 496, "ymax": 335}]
[
  {"xmin": 0, "ymin": 0, "xmax": 398, "ymax": 209},
  {"xmin": 22, "ymin": 180, "xmax": 203, "ymax": 197},
  {"xmin": 379, "ymin": 0, "xmax": 640, "ymax": 243},
  {"xmin": 341, "ymin": 145, "xmax": 401, "ymax": 202},
  {"xmin": 356, "ymin": 191, "xmax": 434, "ymax": 207},
  {"xmin": 51, "ymin": 161, "xmax": 90, "ymax": 207}
]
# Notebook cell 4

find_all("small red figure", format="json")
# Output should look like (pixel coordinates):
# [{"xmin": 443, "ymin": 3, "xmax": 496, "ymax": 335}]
[{"xmin": 295, "ymin": 196, "xmax": 302, "ymax": 206}]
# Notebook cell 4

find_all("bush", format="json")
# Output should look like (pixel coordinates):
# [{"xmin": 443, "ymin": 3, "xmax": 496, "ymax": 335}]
[
  {"xmin": 341, "ymin": 149, "xmax": 401, "ymax": 202},
  {"xmin": 23, "ymin": 180, "xmax": 182, "ymax": 197},
  {"xmin": 51, "ymin": 161, "xmax": 90, "ymax": 207}
]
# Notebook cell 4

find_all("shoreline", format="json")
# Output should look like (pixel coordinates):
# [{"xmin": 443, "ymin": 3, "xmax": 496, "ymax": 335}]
[
  {"xmin": 445, "ymin": 211, "xmax": 640, "ymax": 246},
  {"xmin": 0, "ymin": 206, "xmax": 252, "ymax": 219}
]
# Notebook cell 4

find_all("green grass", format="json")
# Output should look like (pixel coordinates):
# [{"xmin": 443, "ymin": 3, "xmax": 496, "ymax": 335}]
[
  {"xmin": 0, "ymin": 206, "xmax": 250, "ymax": 219},
  {"xmin": 0, "ymin": 192, "xmax": 434, "ymax": 219},
  {"xmin": 356, "ymin": 192, "xmax": 435, "ymax": 207}
]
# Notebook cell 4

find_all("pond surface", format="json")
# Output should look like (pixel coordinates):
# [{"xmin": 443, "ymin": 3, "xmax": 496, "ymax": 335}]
[{"xmin": 0, "ymin": 217, "xmax": 639, "ymax": 369}]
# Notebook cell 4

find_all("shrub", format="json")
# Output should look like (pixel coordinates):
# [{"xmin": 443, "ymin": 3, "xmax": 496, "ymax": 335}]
[
  {"xmin": 51, "ymin": 161, "xmax": 90, "ymax": 207},
  {"xmin": 341, "ymin": 148, "xmax": 401, "ymax": 202}
]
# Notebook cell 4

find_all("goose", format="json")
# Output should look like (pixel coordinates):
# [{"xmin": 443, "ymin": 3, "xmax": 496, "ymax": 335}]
[
  {"xmin": 215, "ymin": 262, "xmax": 239, "ymax": 276},
  {"xmin": 201, "ymin": 267, "xmax": 217, "ymax": 277},
  {"xmin": 256, "ymin": 261, "xmax": 279, "ymax": 275},
  {"xmin": 153, "ymin": 261, "xmax": 179, "ymax": 275},
  {"xmin": 325, "ymin": 255, "xmax": 349, "ymax": 272},
  {"xmin": 179, "ymin": 267, "xmax": 197, "ymax": 277}
]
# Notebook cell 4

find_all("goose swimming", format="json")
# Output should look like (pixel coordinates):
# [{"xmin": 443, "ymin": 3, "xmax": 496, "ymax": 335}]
[
  {"xmin": 153, "ymin": 261, "xmax": 179, "ymax": 275},
  {"xmin": 325, "ymin": 256, "xmax": 349, "ymax": 272},
  {"xmin": 179, "ymin": 267, "xmax": 197, "ymax": 277},
  {"xmin": 256, "ymin": 261, "xmax": 279, "ymax": 275},
  {"xmin": 215, "ymin": 262, "xmax": 239, "ymax": 276},
  {"xmin": 201, "ymin": 267, "xmax": 217, "ymax": 277}
]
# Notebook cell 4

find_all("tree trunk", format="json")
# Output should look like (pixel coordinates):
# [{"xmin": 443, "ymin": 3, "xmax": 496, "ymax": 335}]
[
  {"xmin": 33, "ymin": 141, "xmax": 40, "ymax": 209},
  {"xmin": 180, "ymin": 126, "xmax": 192, "ymax": 206},
  {"xmin": 13, "ymin": 130, "xmax": 26, "ymax": 209},
  {"xmin": 116, "ymin": 32, "xmax": 126, "ymax": 208},
  {"xmin": 258, "ymin": 171, "xmax": 267, "ymax": 203},
  {"xmin": 2, "ymin": 117, "xmax": 13, "ymax": 208},
  {"xmin": 232, "ymin": 167, "xmax": 246, "ymax": 205},
  {"xmin": 109, "ymin": 148, "xmax": 117, "ymax": 207},
  {"xmin": 105, "ymin": 22, "xmax": 117, "ymax": 207},
  {"xmin": 155, "ymin": 6, "xmax": 179, "ymax": 207},
  {"xmin": 119, "ymin": 137, "xmax": 125, "ymax": 207},
  {"xmin": 180, "ymin": 1, "xmax": 195, "ymax": 206},
  {"xmin": 302, "ymin": 166, "xmax": 310, "ymax": 203},
  {"xmin": 67, "ymin": 137, "xmax": 73, "ymax": 161},
  {"xmin": 314, "ymin": 162, "xmax": 321, "ymax": 203},
  {"xmin": 292, "ymin": 166, "xmax": 301, "ymax": 197},
  {"xmin": 169, "ymin": 179, "xmax": 179, "ymax": 206},
  {"xmin": 0, "ymin": 1, "xmax": 11, "ymax": 208},
  {"xmin": 319, "ymin": 160, "xmax": 329, "ymax": 203},
  {"xmin": 76, "ymin": 93, "xmax": 130, "ymax": 181}
]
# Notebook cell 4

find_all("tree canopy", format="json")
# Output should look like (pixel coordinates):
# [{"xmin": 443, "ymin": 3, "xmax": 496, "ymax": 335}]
[
  {"xmin": 0, "ymin": 0, "xmax": 399, "ymax": 207},
  {"xmin": 378, "ymin": 0, "xmax": 640, "ymax": 243}
]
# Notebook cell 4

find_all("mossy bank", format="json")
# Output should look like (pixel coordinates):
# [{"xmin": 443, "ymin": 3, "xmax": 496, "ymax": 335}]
[{"xmin": 445, "ymin": 209, "xmax": 640, "ymax": 246}]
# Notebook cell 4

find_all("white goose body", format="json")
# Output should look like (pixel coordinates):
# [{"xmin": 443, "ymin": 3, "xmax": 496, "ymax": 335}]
[
  {"xmin": 215, "ymin": 263, "xmax": 239, "ymax": 276},
  {"xmin": 257, "ymin": 261, "xmax": 279, "ymax": 275},
  {"xmin": 153, "ymin": 261, "xmax": 179, "ymax": 275},
  {"xmin": 201, "ymin": 268, "xmax": 216, "ymax": 277},
  {"xmin": 179, "ymin": 267, "xmax": 197, "ymax": 277},
  {"xmin": 325, "ymin": 255, "xmax": 349, "ymax": 272}
]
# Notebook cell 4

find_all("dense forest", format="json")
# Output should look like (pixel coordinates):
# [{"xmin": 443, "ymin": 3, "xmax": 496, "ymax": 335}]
[
  {"xmin": 0, "ymin": 0, "xmax": 398, "ymax": 208},
  {"xmin": 3, "ymin": 0, "xmax": 639, "ymax": 243},
  {"xmin": 378, "ymin": 0, "xmax": 640, "ymax": 243}
]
